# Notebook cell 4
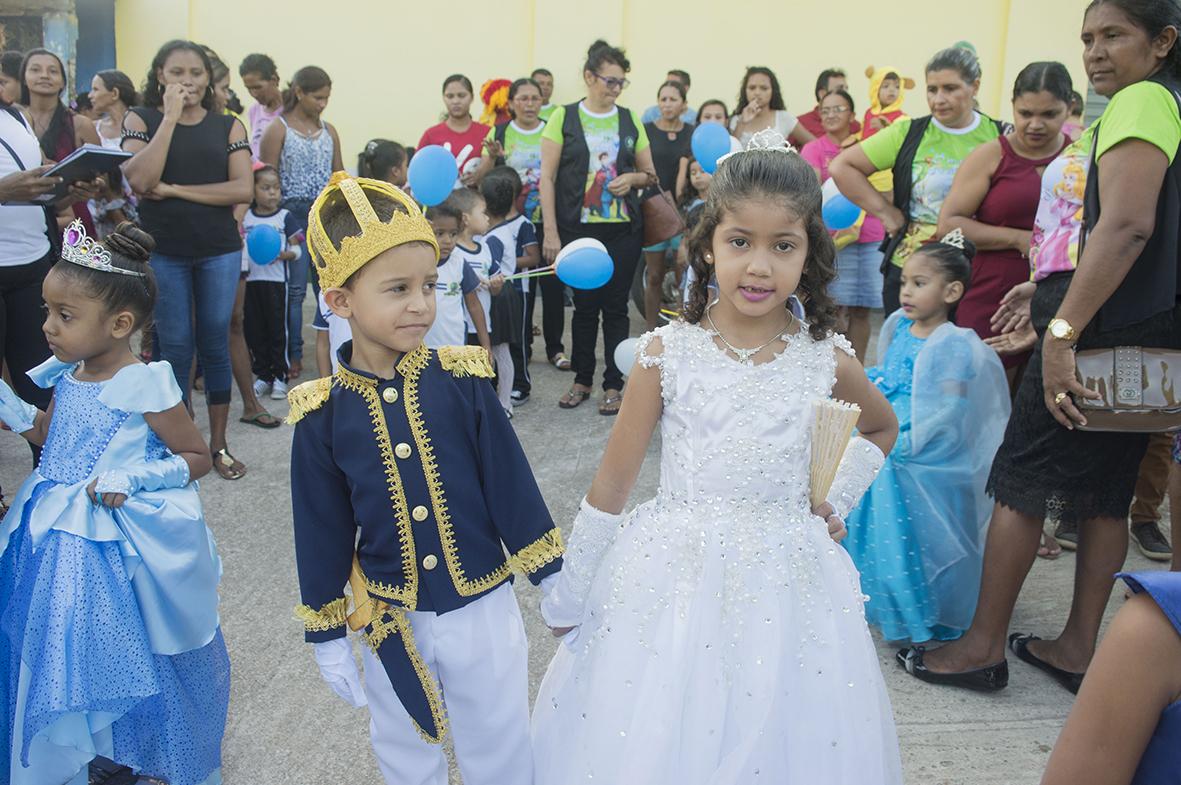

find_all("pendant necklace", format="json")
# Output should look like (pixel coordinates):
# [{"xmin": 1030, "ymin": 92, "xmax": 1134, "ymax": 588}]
[{"xmin": 706, "ymin": 304, "xmax": 793, "ymax": 365}]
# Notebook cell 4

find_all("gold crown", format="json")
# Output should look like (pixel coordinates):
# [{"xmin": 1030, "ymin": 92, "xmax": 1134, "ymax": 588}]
[{"xmin": 307, "ymin": 172, "xmax": 440, "ymax": 289}]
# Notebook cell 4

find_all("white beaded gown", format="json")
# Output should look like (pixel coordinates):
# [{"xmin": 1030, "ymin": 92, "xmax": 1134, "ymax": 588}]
[{"xmin": 532, "ymin": 321, "xmax": 902, "ymax": 784}]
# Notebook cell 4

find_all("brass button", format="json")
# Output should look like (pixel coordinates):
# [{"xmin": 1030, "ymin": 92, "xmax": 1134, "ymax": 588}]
[
  {"xmin": 422, "ymin": 554, "xmax": 438, "ymax": 570},
  {"xmin": 412, "ymin": 505, "xmax": 429, "ymax": 522},
  {"xmin": 382, "ymin": 388, "xmax": 398, "ymax": 404},
  {"xmin": 395, "ymin": 442, "xmax": 412, "ymax": 460}
]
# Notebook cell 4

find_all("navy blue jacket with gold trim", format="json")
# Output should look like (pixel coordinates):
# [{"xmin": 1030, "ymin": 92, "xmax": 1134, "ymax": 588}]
[{"xmin": 289, "ymin": 342, "xmax": 564, "ymax": 641}]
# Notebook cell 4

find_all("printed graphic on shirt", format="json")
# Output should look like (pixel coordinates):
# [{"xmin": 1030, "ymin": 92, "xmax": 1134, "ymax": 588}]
[
  {"xmin": 581, "ymin": 111, "xmax": 630, "ymax": 224},
  {"xmin": 1030, "ymin": 130, "xmax": 1093, "ymax": 281}
]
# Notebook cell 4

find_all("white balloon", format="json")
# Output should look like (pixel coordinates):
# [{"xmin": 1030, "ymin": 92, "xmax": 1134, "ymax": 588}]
[
  {"xmin": 614, "ymin": 337, "xmax": 639, "ymax": 377},
  {"xmin": 821, "ymin": 177, "xmax": 843, "ymax": 204},
  {"xmin": 555, "ymin": 237, "xmax": 610, "ymax": 268}
]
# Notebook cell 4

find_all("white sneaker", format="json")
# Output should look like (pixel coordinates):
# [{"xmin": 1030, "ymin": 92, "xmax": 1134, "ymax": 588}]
[
  {"xmin": 252, "ymin": 378, "xmax": 271, "ymax": 398},
  {"xmin": 271, "ymin": 379, "xmax": 289, "ymax": 400}
]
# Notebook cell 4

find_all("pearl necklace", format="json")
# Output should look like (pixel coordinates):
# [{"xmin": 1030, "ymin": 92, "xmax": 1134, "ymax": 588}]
[{"xmin": 705, "ymin": 305, "xmax": 793, "ymax": 365}]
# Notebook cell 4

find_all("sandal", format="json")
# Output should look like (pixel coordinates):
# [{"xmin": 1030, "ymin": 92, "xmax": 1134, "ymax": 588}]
[
  {"xmin": 1037, "ymin": 531, "xmax": 1062, "ymax": 560},
  {"xmin": 599, "ymin": 391, "xmax": 623, "ymax": 416},
  {"xmin": 213, "ymin": 448, "xmax": 246, "ymax": 480},
  {"xmin": 1008, "ymin": 633, "xmax": 1085, "ymax": 694},
  {"xmin": 239, "ymin": 411, "xmax": 281, "ymax": 429},
  {"xmin": 550, "ymin": 353, "xmax": 572, "ymax": 371},
  {"xmin": 287, "ymin": 360, "xmax": 303, "ymax": 381},
  {"xmin": 559, "ymin": 387, "xmax": 590, "ymax": 409}
]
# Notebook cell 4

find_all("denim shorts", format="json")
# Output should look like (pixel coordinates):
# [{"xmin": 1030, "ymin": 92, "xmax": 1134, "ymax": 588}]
[
  {"xmin": 830, "ymin": 242, "xmax": 884, "ymax": 309},
  {"xmin": 642, "ymin": 234, "xmax": 682, "ymax": 254}
]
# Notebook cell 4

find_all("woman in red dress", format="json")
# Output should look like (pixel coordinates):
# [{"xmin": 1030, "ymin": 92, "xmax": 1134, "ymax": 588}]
[{"xmin": 940, "ymin": 62, "xmax": 1072, "ymax": 387}]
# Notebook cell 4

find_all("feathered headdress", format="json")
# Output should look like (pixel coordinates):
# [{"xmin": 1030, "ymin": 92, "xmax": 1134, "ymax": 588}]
[{"xmin": 480, "ymin": 78, "xmax": 513, "ymax": 126}]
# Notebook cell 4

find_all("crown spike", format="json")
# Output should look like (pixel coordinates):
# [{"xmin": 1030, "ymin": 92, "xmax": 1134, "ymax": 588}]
[{"xmin": 941, "ymin": 227, "xmax": 967, "ymax": 250}]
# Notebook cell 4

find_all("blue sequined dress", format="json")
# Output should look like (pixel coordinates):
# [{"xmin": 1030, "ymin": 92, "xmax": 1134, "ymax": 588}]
[
  {"xmin": 0, "ymin": 358, "xmax": 228, "ymax": 785},
  {"xmin": 843, "ymin": 313, "xmax": 1009, "ymax": 643}
]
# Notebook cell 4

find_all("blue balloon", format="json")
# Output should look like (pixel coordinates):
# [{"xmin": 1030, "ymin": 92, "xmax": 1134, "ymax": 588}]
[
  {"xmin": 407, "ymin": 145, "xmax": 459, "ymax": 206},
  {"xmin": 691, "ymin": 123, "xmax": 732, "ymax": 174},
  {"xmin": 556, "ymin": 245, "xmax": 613, "ymax": 289},
  {"xmin": 823, "ymin": 194, "xmax": 862, "ymax": 231},
  {"xmin": 246, "ymin": 224, "xmax": 283, "ymax": 264}
]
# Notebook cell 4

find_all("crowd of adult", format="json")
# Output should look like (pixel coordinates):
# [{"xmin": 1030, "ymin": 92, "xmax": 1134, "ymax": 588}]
[{"xmin": 2, "ymin": 2, "xmax": 1181, "ymax": 776}]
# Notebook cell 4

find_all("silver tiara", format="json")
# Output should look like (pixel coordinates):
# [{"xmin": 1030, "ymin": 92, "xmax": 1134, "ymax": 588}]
[
  {"xmin": 940, "ymin": 227, "xmax": 967, "ymax": 250},
  {"xmin": 61, "ymin": 220, "xmax": 146, "ymax": 278},
  {"xmin": 716, "ymin": 128, "xmax": 798, "ymax": 167}
]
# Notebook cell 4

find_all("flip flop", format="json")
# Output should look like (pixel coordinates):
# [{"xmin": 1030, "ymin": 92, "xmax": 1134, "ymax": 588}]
[
  {"xmin": 213, "ymin": 449, "xmax": 246, "ymax": 481},
  {"xmin": 559, "ymin": 387, "xmax": 590, "ymax": 409},
  {"xmin": 239, "ymin": 411, "xmax": 281, "ymax": 429},
  {"xmin": 550, "ymin": 353, "xmax": 572, "ymax": 371},
  {"xmin": 1008, "ymin": 633, "xmax": 1085, "ymax": 694},
  {"xmin": 599, "ymin": 391, "xmax": 623, "ymax": 416},
  {"xmin": 1037, "ymin": 531, "xmax": 1062, "ymax": 560}
]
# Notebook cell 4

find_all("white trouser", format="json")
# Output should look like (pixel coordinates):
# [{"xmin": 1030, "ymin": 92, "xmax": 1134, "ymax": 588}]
[
  {"xmin": 361, "ymin": 582, "xmax": 533, "ymax": 785},
  {"xmin": 492, "ymin": 342, "xmax": 514, "ymax": 412}
]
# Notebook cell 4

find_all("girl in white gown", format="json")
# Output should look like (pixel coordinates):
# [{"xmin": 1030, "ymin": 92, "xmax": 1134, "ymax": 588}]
[{"xmin": 533, "ymin": 130, "xmax": 904, "ymax": 785}]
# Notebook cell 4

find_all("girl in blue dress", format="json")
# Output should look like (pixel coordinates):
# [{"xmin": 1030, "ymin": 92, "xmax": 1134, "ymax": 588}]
[
  {"xmin": 843, "ymin": 230, "xmax": 1010, "ymax": 643},
  {"xmin": 0, "ymin": 221, "xmax": 228, "ymax": 785}
]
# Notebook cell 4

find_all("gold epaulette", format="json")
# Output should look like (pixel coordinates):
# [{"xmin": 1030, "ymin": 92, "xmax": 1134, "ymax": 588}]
[
  {"xmin": 437, "ymin": 345, "xmax": 494, "ymax": 378},
  {"xmin": 285, "ymin": 376, "xmax": 334, "ymax": 424}
]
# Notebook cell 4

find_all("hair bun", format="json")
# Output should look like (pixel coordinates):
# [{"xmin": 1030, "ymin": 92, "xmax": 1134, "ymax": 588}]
[
  {"xmin": 105, "ymin": 222, "xmax": 156, "ymax": 263},
  {"xmin": 587, "ymin": 39, "xmax": 610, "ymax": 56},
  {"xmin": 958, "ymin": 236, "xmax": 978, "ymax": 262}
]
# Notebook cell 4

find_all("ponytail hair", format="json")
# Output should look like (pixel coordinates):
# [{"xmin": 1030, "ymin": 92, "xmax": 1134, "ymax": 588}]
[{"xmin": 283, "ymin": 65, "xmax": 331, "ymax": 112}]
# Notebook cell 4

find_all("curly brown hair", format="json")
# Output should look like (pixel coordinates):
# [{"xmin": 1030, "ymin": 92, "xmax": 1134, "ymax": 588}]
[{"xmin": 681, "ymin": 148, "xmax": 838, "ymax": 342}]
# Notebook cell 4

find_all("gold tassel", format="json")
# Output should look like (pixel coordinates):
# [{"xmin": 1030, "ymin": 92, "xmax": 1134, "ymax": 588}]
[
  {"xmin": 294, "ymin": 597, "xmax": 350, "ymax": 632},
  {"xmin": 437, "ymin": 345, "xmax": 494, "ymax": 378},
  {"xmin": 286, "ymin": 376, "xmax": 334, "ymax": 424}
]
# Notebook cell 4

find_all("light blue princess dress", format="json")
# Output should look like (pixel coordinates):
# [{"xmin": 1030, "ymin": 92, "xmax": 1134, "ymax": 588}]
[
  {"xmin": 0, "ymin": 358, "xmax": 228, "ymax": 785},
  {"xmin": 843, "ymin": 312, "xmax": 1009, "ymax": 643}
]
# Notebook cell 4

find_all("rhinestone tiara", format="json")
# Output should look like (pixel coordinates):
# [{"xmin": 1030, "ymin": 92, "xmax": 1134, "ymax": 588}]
[
  {"xmin": 60, "ymin": 220, "xmax": 146, "ymax": 278},
  {"xmin": 716, "ymin": 128, "xmax": 798, "ymax": 168},
  {"xmin": 941, "ymin": 227, "xmax": 967, "ymax": 250}
]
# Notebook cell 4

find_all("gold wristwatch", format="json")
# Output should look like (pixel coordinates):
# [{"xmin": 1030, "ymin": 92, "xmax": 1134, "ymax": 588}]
[{"xmin": 1048, "ymin": 318, "xmax": 1076, "ymax": 342}]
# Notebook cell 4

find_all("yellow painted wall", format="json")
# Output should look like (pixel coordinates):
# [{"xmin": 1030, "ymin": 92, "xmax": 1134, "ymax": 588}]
[{"xmin": 115, "ymin": 0, "xmax": 1091, "ymax": 170}]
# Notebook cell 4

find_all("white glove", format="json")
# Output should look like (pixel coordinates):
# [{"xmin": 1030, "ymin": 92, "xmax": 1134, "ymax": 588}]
[
  {"xmin": 826, "ymin": 436, "xmax": 886, "ymax": 520},
  {"xmin": 94, "ymin": 454, "xmax": 191, "ymax": 497},
  {"xmin": 313, "ymin": 638, "xmax": 368, "ymax": 708},
  {"xmin": 0, "ymin": 378, "xmax": 37, "ymax": 434},
  {"xmin": 540, "ymin": 497, "xmax": 625, "ymax": 629}
]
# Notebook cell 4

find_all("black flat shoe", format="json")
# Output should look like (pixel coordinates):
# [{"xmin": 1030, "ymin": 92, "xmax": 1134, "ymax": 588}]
[
  {"xmin": 1008, "ymin": 633, "xmax": 1085, "ymax": 694},
  {"xmin": 896, "ymin": 645, "xmax": 1009, "ymax": 692}
]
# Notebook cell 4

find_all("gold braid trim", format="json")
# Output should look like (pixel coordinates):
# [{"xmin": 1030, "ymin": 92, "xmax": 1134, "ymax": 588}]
[
  {"xmin": 294, "ymin": 597, "xmax": 350, "ymax": 632},
  {"xmin": 404, "ymin": 350, "xmax": 512, "ymax": 596},
  {"xmin": 363, "ymin": 605, "xmax": 450, "ymax": 744},
  {"xmin": 334, "ymin": 362, "xmax": 419, "ymax": 607},
  {"xmin": 437, "ymin": 345, "xmax": 494, "ymax": 378},
  {"xmin": 509, "ymin": 528, "xmax": 566, "ymax": 576},
  {"xmin": 285, "ymin": 376, "xmax": 334, "ymax": 424}
]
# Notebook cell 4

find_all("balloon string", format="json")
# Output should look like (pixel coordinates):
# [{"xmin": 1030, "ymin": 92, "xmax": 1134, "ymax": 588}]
[{"xmin": 503, "ymin": 265, "xmax": 556, "ymax": 281}]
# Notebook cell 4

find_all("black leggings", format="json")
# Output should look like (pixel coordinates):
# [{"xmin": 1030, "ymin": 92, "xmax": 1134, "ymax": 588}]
[
  {"xmin": 0, "ymin": 252, "xmax": 54, "ymax": 463},
  {"xmin": 560, "ymin": 223, "xmax": 643, "ymax": 391}
]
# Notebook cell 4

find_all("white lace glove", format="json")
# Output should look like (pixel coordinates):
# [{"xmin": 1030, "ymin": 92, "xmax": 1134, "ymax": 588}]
[
  {"xmin": 0, "ymin": 378, "xmax": 37, "ymax": 434},
  {"xmin": 825, "ymin": 436, "xmax": 886, "ymax": 520},
  {"xmin": 313, "ymin": 638, "xmax": 368, "ymax": 708},
  {"xmin": 94, "ymin": 454, "xmax": 191, "ymax": 497},
  {"xmin": 540, "ymin": 497, "xmax": 625, "ymax": 629}
]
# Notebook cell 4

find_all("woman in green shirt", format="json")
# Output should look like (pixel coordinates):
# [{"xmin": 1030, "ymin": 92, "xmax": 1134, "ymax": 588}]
[
  {"xmin": 832, "ymin": 46, "xmax": 1001, "ymax": 313},
  {"xmin": 539, "ymin": 40, "xmax": 655, "ymax": 416}
]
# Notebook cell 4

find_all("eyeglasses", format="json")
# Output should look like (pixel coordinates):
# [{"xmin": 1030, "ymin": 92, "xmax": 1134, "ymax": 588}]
[
  {"xmin": 820, "ymin": 106, "xmax": 851, "ymax": 116},
  {"xmin": 593, "ymin": 73, "xmax": 630, "ymax": 91}
]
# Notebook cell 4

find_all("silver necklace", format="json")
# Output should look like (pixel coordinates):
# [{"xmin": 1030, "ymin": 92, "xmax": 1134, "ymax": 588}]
[{"xmin": 705, "ymin": 305, "xmax": 793, "ymax": 365}]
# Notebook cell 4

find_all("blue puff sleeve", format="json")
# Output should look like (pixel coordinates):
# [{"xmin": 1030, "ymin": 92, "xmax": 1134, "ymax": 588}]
[
  {"xmin": 26, "ymin": 356, "xmax": 74, "ymax": 389},
  {"xmin": 97, "ymin": 361, "xmax": 184, "ymax": 414}
]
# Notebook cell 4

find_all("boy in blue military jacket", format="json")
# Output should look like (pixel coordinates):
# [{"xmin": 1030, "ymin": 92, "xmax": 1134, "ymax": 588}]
[{"xmin": 287, "ymin": 172, "xmax": 563, "ymax": 785}]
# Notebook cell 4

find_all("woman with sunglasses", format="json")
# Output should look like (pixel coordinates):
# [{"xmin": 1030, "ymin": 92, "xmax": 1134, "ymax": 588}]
[{"xmin": 539, "ymin": 39, "xmax": 655, "ymax": 416}]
